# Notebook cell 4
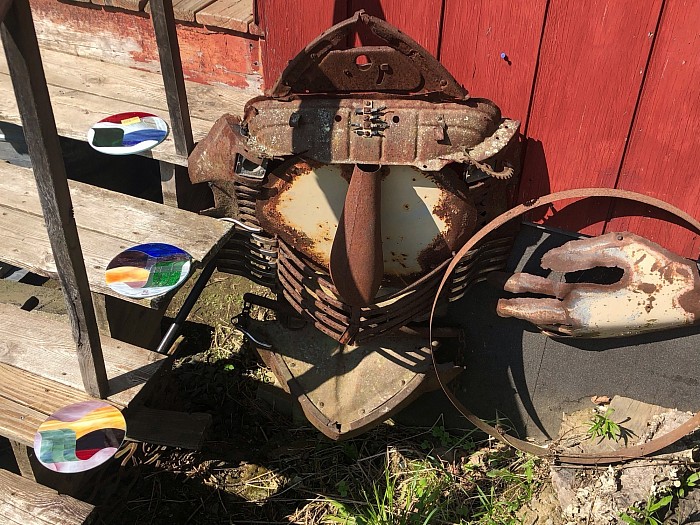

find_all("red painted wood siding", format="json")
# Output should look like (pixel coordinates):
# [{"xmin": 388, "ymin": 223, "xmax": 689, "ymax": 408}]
[
  {"xmin": 349, "ymin": 0, "xmax": 442, "ymax": 56},
  {"xmin": 605, "ymin": 0, "xmax": 700, "ymax": 257},
  {"xmin": 257, "ymin": 0, "xmax": 349, "ymax": 88},
  {"xmin": 255, "ymin": 1, "xmax": 700, "ymax": 257},
  {"xmin": 518, "ymin": 0, "xmax": 662, "ymax": 234},
  {"xmin": 439, "ymin": 0, "xmax": 547, "ymax": 125}
]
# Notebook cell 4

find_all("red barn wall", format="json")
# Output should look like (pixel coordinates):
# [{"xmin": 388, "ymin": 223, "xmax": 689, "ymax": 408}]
[{"xmin": 256, "ymin": 0, "xmax": 700, "ymax": 257}]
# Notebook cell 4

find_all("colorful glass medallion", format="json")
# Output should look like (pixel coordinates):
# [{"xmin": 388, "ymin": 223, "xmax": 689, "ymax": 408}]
[
  {"xmin": 105, "ymin": 243, "xmax": 192, "ymax": 298},
  {"xmin": 87, "ymin": 112, "xmax": 169, "ymax": 155},
  {"xmin": 34, "ymin": 400, "xmax": 126, "ymax": 473}
]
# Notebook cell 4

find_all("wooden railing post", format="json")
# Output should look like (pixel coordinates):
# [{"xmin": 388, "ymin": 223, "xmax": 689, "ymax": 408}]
[
  {"xmin": 1, "ymin": 0, "xmax": 109, "ymax": 398},
  {"xmin": 150, "ymin": 0, "xmax": 198, "ymax": 209}
]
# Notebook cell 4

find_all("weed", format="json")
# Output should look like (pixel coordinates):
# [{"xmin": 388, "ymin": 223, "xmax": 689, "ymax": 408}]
[
  {"xmin": 619, "ymin": 493, "xmax": 673, "ymax": 525},
  {"xmin": 620, "ymin": 470, "xmax": 700, "ymax": 525},
  {"xmin": 587, "ymin": 407, "xmax": 622, "ymax": 441}
]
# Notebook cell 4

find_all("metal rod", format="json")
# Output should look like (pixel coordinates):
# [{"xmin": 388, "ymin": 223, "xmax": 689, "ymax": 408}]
[{"xmin": 155, "ymin": 259, "xmax": 217, "ymax": 354}]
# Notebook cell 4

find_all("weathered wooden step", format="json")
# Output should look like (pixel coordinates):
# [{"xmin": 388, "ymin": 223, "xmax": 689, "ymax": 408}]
[
  {"xmin": 0, "ymin": 161, "xmax": 233, "ymax": 309},
  {"xmin": 0, "ymin": 45, "xmax": 259, "ymax": 166},
  {"xmin": 0, "ymin": 304, "xmax": 168, "ymax": 447},
  {"xmin": 0, "ymin": 469, "xmax": 96, "ymax": 525}
]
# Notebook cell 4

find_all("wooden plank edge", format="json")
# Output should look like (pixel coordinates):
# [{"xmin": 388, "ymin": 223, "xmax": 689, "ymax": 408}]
[{"xmin": 0, "ymin": 469, "xmax": 96, "ymax": 525}]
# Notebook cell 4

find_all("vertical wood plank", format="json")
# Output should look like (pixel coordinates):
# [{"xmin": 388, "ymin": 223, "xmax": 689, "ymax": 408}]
[
  {"xmin": 439, "ymin": 0, "xmax": 547, "ymax": 124},
  {"xmin": 518, "ymin": 0, "xmax": 662, "ymax": 234},
  {"xmin": 1, "ymin": 0, "xmax": 109, "ymax": 398},
  {"xmin": 10, "ymin": 440, "xmax": 36, "ymax": 482},
  {"xmin": 349, "ymin": 0, "xmax": 442, "ymax": 56},
  {"xmin": 150, "ymin": 0, "xmax": 194, "ymax": 158},
  {"xmin": 258, "ymin": 0, "xmax": 349, "ymax": 89},
  {"xmin": 605, "ymin": 1, "xmax": 700, "ymax": 258}
]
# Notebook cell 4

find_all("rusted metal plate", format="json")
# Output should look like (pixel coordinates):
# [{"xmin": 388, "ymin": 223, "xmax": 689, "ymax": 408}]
[
  {"xmin": 243, "ymin": 97, "xmax": 518, "ymax": 171},
  {"xmin": 252, "ymin": 319, "xmax": 462, "ymax": 440},
  {"xmin": 495, "ymin": 232, "xmax": 700, "ymax": 338},
  {"xmin": 268, "ymin": 10, "xmax": 467, "ymax": 99},
  {"xmin": 257, "ymin": 160, "xmax": 477, "ymax": 282}
]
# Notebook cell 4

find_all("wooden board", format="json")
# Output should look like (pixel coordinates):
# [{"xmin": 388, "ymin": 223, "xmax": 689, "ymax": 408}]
[
  {"xmin": 92, "ymin": 0, "xmax": 148, "ymax": 11},
  {"xmin": 257, "ymin": 0, "xmax": 348, "ymax": 89},
  {"xmin": 0, "ymin": 396, "xmax": 46, "ymax": 447},
  {"xmin": 0, "ymin": 469, "xmax": 95, "ymax": 525},
  {"xmin": 146, "ymin": 0, "xmax": 217, "ymax": 23},
  {"xmin": 0, "ymin": 46, "xmax": 258, "ymax": 166},
  {"xmin": 0, "ymin": 162, "xmax": 233, "ymax": 308},
  {"xmin": 439, "ymin": 0, "xmax": 547, "ymax": 125},
  {"xmin": 605, "ymin": 1, "xmax": 700, "ymax": 258},
  {"xmin": 0, "ymin": 304, "xmax": 167, "ymax": 407},
  {"xmin": 29, "ymin": 0, "xmax": 261, "ymax": 89},
  {"xmin": 196, "ymin": 0, "xmax": 253, "ymax": 32},
  {"xmin": 349, "ymin": 0, "xmax": 442, "ymax": 56},
  {"xmin": 518, "ymin": 0, "xmax": 663, "ymax": 235},
  {"xmin": 0, "ymin": 365, "xmax": 96, "ymax": 417}
]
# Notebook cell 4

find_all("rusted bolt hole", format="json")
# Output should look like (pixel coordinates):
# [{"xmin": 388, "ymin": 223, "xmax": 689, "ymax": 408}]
[
  {"xmin": 392, "ymin": 115, "xmax": 400, "ymax": 123},
  {"xmin": 357, "ymin": 163, "xmax": 381, "ymax": 173},
  {"xmin": 334, "ymin": 114, "xmax": 342, "ymax": 122},
  {"xmin": 355, "ymin": 53, "xmax": 372, "ymax": 70}
]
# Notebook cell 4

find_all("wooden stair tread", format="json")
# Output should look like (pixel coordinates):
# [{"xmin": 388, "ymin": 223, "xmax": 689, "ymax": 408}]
[
  {"xmin": 89, "ymin": 0, "xmax": 254, "ymax": 32},
  {"xmin": 196, "ymin": 0, "xmax": 253, "ymax": 32},
  {"xmin": 145, "ymin": 0, "xmax": 217, "ymax": 23},
  {"xmin": 0, "ymin": 303, "xmax": 167, "ymax": 412},
  {"xmin": 0, "ymin": 469, "xmax": 95, "ymax": 525},
  {"xmin": 0, "ymin": 161, "xmax": 233, "ymax": 308},
  {"xmin": 0, "ymin": 45, "xmax": 259, "ymax": 166}
]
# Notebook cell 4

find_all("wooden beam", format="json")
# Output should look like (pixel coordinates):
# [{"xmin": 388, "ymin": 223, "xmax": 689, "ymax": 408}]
[
  {"xmin": 150, "ymin": 0, "xmax": 194, "ymax": 159},
  {"xmin": 0, "ymin": 0, "xmax": 109, "ymax": 397},
  {"xmin": 0, "ymin": 469, "xmax": 96, "ymax": 525}
]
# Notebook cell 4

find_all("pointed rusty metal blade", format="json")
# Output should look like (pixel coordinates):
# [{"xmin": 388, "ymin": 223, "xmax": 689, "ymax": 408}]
[{"xmin": 330, "ymin": 164, "xmax": 384, "ymax": 307}]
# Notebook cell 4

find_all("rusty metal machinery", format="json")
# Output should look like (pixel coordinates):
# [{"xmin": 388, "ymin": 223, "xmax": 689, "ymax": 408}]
[{"xmin": 189, "ymin": 11, "xmax": 520, "ymax": 439}]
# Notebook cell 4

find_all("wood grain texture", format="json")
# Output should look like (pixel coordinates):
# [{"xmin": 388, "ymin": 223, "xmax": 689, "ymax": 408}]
[
  {"xmin": 145, "ymin": 0, "xmax": 217, "ymax": 22},
  {"xmin": 29, "ymin": 0, "xmax": 261, "ymax": 89},
  {"xmin": 605, "ymin": 1, "xmax": 700, "ymax": 258},
  {"xmin": 0, "ymin": 162, "xmax": 233, "ymax": 308},
  {"xmin": 196, "ymin": 0, "xmax": 253, "ymax": 31},
  {"xmin": 2, "ymin": 0, "xmax": 109, "ymax": 398},
  {"xmin": 0, "ymin": 395, "xmax": 45, "ymax": 446},
  {"xmin": 258, "ymin": 0, "xmax": 347, "ymax": 90},
  {"xmin": 10, "ymin": 440, "xmax": 36, "ymax": 480},
  {"xmin": 349, "ymin": 0, "xmax": 441, "ymax": 56},
  {"xmin": 439, "ymin": 0, "xmax": 547, "ymax": 124},
  {"xmin": 518, "ymin": 0, "xmax": 663, "ymax": 235},
  {"xmin": 150, "ymin": 0, "xmax": 194, "ymax": 159},
  {"xmin": 0, "ymin": 46, "xmax": 259, "ymax": 166},
  {"xmin": 0, "ymin": 304, "xmax": 167, "ymax": 407},
  {"xmin": 92, "ymin": 0, "xmax": 148, "ymax": 10},
  {"xmin": 0, "ymin": 364, "xmax": 96, "ymax": 416},
  {"xmin": 0, "ymin": 469, "xmax": 95, "ymax": 525}
]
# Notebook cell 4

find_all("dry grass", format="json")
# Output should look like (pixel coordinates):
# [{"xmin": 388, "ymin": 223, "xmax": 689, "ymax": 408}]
[{"xmin": 94, "ymin": 272, "xmax": 547, "ymax": 524}]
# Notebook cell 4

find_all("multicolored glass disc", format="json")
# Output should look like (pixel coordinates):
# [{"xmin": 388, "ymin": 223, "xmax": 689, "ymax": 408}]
[
  {"xmin": 34, "ymin": 400, "xmax": 126, "ymax": 473},
  {"xmin": 105, "ymin": 243, "xmax": 192, "ymax": 298},
  {"xmin": 87, "ymin": 112, "xmax": 169, "ymax": 155}
]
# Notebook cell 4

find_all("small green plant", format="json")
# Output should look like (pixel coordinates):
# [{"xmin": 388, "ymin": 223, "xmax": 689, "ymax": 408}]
[
  {"xmin": 619, "ymin": 470, "xmax": 699, "ymax": 525},
  {"xmin": 619, "ymin": 492, "xmax": 673, "ymax": 525},
  {"xmin": 587, "ymin": 408, "xmax": 621, "ymax": 441}
]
